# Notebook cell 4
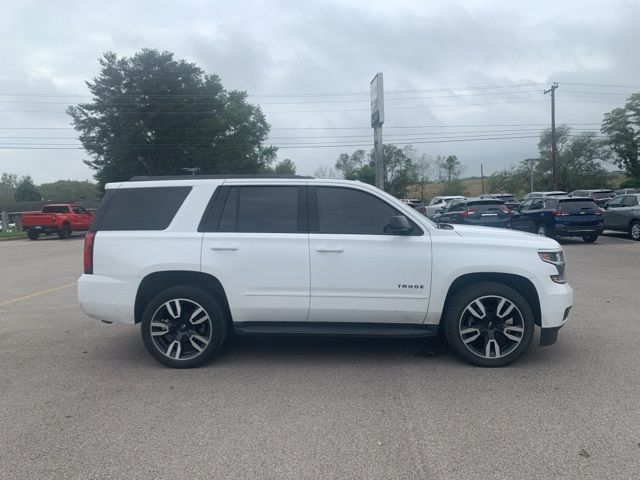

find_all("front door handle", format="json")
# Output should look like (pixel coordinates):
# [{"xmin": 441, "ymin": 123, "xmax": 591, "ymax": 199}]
[
  {"xmin": 210, "ymin": 244, "xmax": 239, "ymax": 251},
  {"xmin": 315, "ymin": 245, "xmax": 344, "ymax": 253}
]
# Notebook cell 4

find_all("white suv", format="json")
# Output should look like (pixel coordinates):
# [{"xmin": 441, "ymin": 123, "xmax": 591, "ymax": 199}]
[{"xmin": 78, "ymin": 176, "xmax": 573, "ymax": 368}]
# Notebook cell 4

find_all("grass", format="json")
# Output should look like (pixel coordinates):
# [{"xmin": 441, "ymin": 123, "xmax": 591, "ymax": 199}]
[{"xmin": 0, "ymin": 230, "xmax": 27, "ymax": 241}]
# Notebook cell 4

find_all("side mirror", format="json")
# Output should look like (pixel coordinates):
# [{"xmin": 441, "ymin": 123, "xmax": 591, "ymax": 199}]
[{"xmin": 387, "ymin": 215, "xmax": 412, "ymax": 234}]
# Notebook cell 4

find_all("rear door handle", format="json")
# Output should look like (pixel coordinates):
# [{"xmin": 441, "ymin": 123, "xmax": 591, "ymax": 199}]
[
  {"xmin": 210, "ymin": 244, "xmax": 239, "ymax": 251},
  {"xmin": 315, "ymin": 245, "xmax": 344, "ymax": 253}
]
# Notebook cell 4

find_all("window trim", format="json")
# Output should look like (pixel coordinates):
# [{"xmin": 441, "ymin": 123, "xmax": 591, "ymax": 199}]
[{"xmin": 309, "ymin": 186, "xmax": 423, "ymax": 236}]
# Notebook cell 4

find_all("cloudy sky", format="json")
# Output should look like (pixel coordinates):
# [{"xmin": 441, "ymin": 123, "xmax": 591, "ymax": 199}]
[{"xmin": 1, "ymin": 0, "xmax": 639, "ymax": 183}]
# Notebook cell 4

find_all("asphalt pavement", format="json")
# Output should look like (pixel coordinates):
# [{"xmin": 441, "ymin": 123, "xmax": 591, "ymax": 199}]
[{"xmin": 1, "ymin": 232, "xmax": 639, "ymax": 479}]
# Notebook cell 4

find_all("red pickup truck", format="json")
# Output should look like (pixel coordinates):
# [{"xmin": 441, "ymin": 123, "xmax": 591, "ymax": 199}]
[{"xmin": 21, "ymin": 204, "xmax": 93, "ymax": 240}]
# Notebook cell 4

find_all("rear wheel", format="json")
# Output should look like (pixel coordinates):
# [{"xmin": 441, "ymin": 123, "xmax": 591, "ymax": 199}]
[
  {"xmin": 27, "ymin": 230, "xmax": 39, "ymax": 240},
  {"xmin": 141, "ymin": 285, "xmax": 228, "ymax": 368},
  {"xmin": 630, "ymin": 221, "xmax": 640, "ymax": 241},
  {"xmin": 58, "ymin": 223, "xmax": 71, "ymax": 239},
  {"xmin": 582, "ymin": 234, "xmax": 598, "ymax": 243},
  {"xmin": 443, "ymin": 282, "xmax": 535, "ymax": 367}
]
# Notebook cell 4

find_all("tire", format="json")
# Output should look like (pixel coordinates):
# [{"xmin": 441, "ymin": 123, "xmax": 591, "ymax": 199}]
[
  {"xmin": 141, "ymin": 285, "xmax": 228, "ymax": 368},
  {"xmin": 58, "ymin": 223, "xmax": 71, "ymax": 239},
  {"xmin": 630, "ymin": 221, "xmax": 640, "ymax": 241},
  {"xmin": 582, "ymin": 234, "xmax": 598, "ymax": 243},
  {"xmin": 443, "ymin": 282, "xmax": 535, "ymax": 367},
  {"xmin": 27, "ymin": 230, "xmax": 39, "ymax": 240}
]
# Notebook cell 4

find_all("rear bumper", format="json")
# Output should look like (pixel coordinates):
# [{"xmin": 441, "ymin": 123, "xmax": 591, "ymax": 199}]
[
  {"xmin": 25, "ymin": 225, "xmax": 61, "ymax": 234},
  {"xmin": 554, "ymin": 225, "xmax": 604, "ymax": 237},
  {"xmin": 77, "ymin": 274, "xmax": 138, "ymax": 324}
]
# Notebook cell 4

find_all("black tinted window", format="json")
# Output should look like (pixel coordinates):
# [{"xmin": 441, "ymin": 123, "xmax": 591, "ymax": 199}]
[
  {"xmin": 559, "ymin": 200, "xmax": 598, "ymax": 210},
  {"xmin": 315, "ymin": 187, "xmax": 416, "ymax": 235},
  {"xmin": 529, "ymin": 199, "xmax": 544, "ymax": 209},
  {"xmin": 218, "ymin": 186, "xmax": 300, "ymax": 233},
  {"xmin": 467, "ymin": 200, "xmax": 504, "ymax": 208},
  {"xmin": 95, "ymin": 187, "xmax": 191, "ymax": 231},
  {"xmin": 42, "ymin": 205, "xmax": 69, "ymax": 213}
]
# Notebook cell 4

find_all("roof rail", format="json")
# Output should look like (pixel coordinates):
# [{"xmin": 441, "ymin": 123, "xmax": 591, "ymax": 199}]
[{"xmin": 128, "ymin": 174, "xmax": 314, "ymax": 181}]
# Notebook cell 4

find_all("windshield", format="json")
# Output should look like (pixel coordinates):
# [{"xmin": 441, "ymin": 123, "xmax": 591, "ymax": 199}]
[{"xmin": 559, "ymin": 199, "xmax": 599, "ymax": 210}]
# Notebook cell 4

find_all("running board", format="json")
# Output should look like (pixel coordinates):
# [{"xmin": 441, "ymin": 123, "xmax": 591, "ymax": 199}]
[{"xmin": 233, "ymin": 322, "xmax": 438, "ymax": 338}]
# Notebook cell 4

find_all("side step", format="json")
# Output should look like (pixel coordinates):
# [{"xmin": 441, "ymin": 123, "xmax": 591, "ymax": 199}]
[{"xmin": 233, "ymin": 322, "xmax": 438, "ymax": 338}]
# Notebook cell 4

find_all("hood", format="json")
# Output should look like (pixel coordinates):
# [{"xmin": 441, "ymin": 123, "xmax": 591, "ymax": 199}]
[{"xmin": 449, "ymin": 224, "xmax": 561, "ymax": 249}]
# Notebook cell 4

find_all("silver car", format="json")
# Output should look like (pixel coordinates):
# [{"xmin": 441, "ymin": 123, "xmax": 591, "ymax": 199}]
[
  {"xmin": 425, "ymin": 195, "xmax": 466, "ymax": 218},
  {"xmin": 603, "ymin": 194, "xmax": 640, "ymax": 240}
]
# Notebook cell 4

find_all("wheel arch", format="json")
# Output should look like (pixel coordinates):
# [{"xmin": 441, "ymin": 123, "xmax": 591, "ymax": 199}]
[
  {"xmin": 441, "ymin": 273, "xmax": 541, "ymax": 327},
  {"xmin": 134, "ymin": 270, "xmax": 231, "ymax": 325}
]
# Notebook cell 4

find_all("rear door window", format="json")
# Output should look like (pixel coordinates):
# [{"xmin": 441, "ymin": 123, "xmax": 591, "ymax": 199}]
[
  {"xmin": 93, "ymin": 186, "xmax": 191, "ymax": 231},
  {"xmin": 209, "ymin": 186, "xmax": 303, "ymax": 233}
]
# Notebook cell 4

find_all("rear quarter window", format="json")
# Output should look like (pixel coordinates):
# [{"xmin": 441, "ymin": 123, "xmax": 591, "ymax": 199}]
[{"xmin": 91, "ymin": 186, "xmax": 191, "ymax": 231}]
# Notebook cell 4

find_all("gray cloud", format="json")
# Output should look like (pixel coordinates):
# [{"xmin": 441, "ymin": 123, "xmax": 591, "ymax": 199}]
[{"xmin": 0, "ymin": 0, "xmax": 639, "ymax": 182}]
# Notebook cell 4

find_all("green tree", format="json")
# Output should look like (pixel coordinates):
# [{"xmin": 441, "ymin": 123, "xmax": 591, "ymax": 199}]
[
  {"xmin": 67, "ymin": 49, "xmax": 276, "ymax": 187},
  {"xmin": 313, "ymin": 165, "xmax": 339, "ymax": 179},
  {"xmin": 601, "ymin": 93, "xmax": 640, "ymax": 184},
  {"xmin": 273, "ymin": 159, "xmax": 296, "ymax": 175},
  {"xmin": 38, "ymin": 180, "xmax": 100, "ymax": 202},
  {"xmin": 436, "ymin": 155, "xmax": 466, "ymax": 195},
  {"xmin": 413, "ymin": 153, "xmax": 432, "ymax": 200},
  {"xmin": 0, "ymin": 172, "xmax": 18, "ymax": 205},
  {"xmin": 487, "ymin": 161, "xmax": 532, "ymax": 197},
  {"xmin": 537, "ymin": 126, "xmax": 609, "ymax": 190},
  {"xmin": 334, "ymin": 145, "xmax": 419, "ymax": 197},
  {"xmin": 14, "ymin": 176, "xmax": 41, "ymax": 201}
]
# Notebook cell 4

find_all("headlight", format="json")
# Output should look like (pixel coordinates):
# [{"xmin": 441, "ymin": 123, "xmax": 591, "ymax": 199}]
[{"xmin": 538, "ymin": 250, "xmax": 566, "ymax": 284}]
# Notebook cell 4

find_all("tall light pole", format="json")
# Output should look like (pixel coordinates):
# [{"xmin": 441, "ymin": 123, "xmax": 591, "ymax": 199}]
[
  {"xmin": 544, "ymin": 82, "xmax": 558, "ymax": 190},
  {"xmin": 370, "ymin": 73, "xmax": 385, "ymax": 190},
  {"xmin": 525, "ymin": 158, "xmax": 539, "ymax": 192}
]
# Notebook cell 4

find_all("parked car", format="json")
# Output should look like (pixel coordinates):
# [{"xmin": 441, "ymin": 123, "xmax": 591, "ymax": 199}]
[
  {"xmin": 521, "ymin": 191, "xmax": 566, "ymax": 201},
  {"xmin": 603, "ymin": 194, "xmax": 640, "ymax": 241},
  {"xmin": 401, "ymin": 198, "xmax": 427, "ymax": 215},
  {"xmin": 434, "ymin": 198, "xmax": 511, "ymax": 229},
  {"xmin": 479, "ymin": 193, "xmax": 520, "ymax": 210},
  {"xmin": 568, "ymin": 189, "xmax": 615, "ymax": 206},
  {"xmin": 615, "ymin": 188, "xmax": 640, "ymax": 196},
  {"xmin": 20, "ymin": 204, "xmax": 93, "ymax": 240},
  {"xmin": 511, "ymin": 196, "xmax": 604, "ymax": 242},
  {"xmin": 78, "ymin": 176, "xmax": 573, "ymax": 369},
  {"xmin": 425, "ymin": 195, "xmax": 466, "ymax": 218}
]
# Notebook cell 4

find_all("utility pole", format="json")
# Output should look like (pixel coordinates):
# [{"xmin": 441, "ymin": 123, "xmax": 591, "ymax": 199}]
[
  {"xmin": 480, "ymin": 164, "xmax": 485, "ymax": 194},
  {"xmin": 544, "ymin": 82, "xmax": 559, "ymax": 190},
  {"xmin": 370, "ymin": 73, "xmax": 385, "ymax": 190}
]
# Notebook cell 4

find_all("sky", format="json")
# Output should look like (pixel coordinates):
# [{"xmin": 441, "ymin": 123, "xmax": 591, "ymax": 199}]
[{"xmin": 1, "ymin": 0, "xmax": 639, "ymax": 184}]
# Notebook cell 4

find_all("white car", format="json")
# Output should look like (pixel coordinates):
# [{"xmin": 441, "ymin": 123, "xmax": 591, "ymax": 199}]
[
  {"xmin": 425, "ymin": 195, "xmax": 466, "ymax": 218},
  {"xmin": 78, "ymin": 176, "xmax": 573, "ymax": 368}
]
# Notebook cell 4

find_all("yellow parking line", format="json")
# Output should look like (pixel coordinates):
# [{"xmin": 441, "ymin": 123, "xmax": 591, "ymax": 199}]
[{"xmin": 0, "ymin": 282, "xmax": 76, "ymax": 307}]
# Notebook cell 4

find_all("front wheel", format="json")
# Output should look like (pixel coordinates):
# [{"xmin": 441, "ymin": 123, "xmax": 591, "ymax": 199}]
[
  {"xmin": 582, "ymin": 234, "xmax": 598, "ymax": 243},
  {"xmin": 630, "ymin": 221, "xmax": 640, "ymax": 241},
  {"xmin": 141, "ymin": 285, "xmax": 228, "ymax": 368},
  {"xmin": 443, "ymin": 282, "xmax": 535, "ymax": 367}
]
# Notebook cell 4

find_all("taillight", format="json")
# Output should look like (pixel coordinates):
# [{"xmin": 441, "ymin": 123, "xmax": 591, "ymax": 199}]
[
  {"xmin": 83, "ymin": 232, "xmax": 95, "ymax": 274},
  {"xmin": 51, "ymin": 216, "xmax": 56, "ymax": 222},
  {"xmin": 552, "ymin": 209, "xmax": 569, "ymax": 216},
  {"xmin": 500, "ymin": 206, "xmax": 511, "ymax": 216},
  {"xmin": 461, "ymin": 209, "xmax": 477, "ymax": 218}
]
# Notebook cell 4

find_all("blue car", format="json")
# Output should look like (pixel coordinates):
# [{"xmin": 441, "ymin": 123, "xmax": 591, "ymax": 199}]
[{"xmin": 511, "ymin": 196, "xmax": 604, "ymax": 242}]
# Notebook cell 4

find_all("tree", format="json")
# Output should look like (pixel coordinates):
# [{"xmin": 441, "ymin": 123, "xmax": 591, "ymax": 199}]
[
  {"xmin": 313, "ymin": 165, "xmax": 339, "ymax": 179},
  {"xmin": 412, "ymin": 153, "xmax": 432, "ymax": 200},
  {"xmin": 38, "ymin": 180, "xmax": 100, "ymax": 202},
  {"xmin": 14, "ymin": 176, "xmax": 41, "ymax": 201},
  {"xmin": 436, "ymin": 155, "xmax": 466, "ymax": 195},
  {"xmin": 67, "ymin": 49, "xmax": 276, "ymax": 187},
  {"xmin": 0, "ymin": 172, "xmax": 18, "ymax": 205},
  {"xmin": 334, "ymin": 145, "xmax": 419, "ymax": 197},
  {"xmin": 601, "ymin": 93, "xmax": 640, "ymax": 184},
  {"xmin": 273, "ymin": 159, "xmax": 296, "ymax": 175},
  {"xmin": 537, "ymin": 126, "xmax": 609, "ymax": 190}
]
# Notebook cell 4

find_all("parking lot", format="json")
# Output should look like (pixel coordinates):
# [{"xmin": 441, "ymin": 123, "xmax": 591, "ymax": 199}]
[{"xmin": 1, "ymin": 233, "xmax": 639, "ymax": 480}]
